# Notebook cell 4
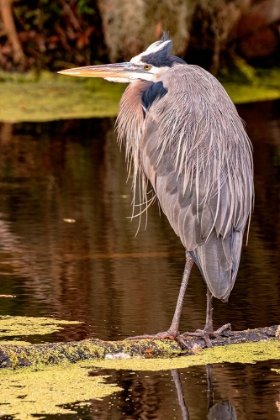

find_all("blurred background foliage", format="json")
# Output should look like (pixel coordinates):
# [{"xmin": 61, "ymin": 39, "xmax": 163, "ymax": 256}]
[
  {"xmin": 0, "ymin": 0, "xmax": 106, "ymax": 71},
  {"xmin": 0, "ymin": 0, "xmax": 279, "ymax": 75}
]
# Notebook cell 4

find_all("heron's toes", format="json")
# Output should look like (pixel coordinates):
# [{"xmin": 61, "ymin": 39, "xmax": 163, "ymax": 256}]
[
  {"xmin": 125, "ymin": 325, "xmax": 232, "ymax": 350},
  {"xmin": 180, "ymin": 330, "xmax": 213, "ymax": 347},
  {"xmin": 174, "ymin": 334, "xmax": 194, "ymax": 350},
  {"xmin": 214, "ymin": 323, "xmax": 231, "ymax": 336},
  {"xmin": 180, "ymin": 323, "xmax": 232, "ymax": 348}
]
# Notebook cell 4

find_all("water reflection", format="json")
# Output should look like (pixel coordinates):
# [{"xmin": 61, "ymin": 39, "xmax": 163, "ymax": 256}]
[
  {"xmin": 0, "ymin": 100, "xmax": 280, "ymax": 419},
  {"xmin": 207, "ymin": 401, "xmax": 237, "ymax": 420},
  {"xmin": 80, "ymin": 361, "xmax": 280, "ymax": 419},
  {"xmin": 172, "ymin": 366, "xmax": 237, "ymax": 420},
  {"xmin": 172, "ymin": 369, "xmax": 190, "ymax": 420}
]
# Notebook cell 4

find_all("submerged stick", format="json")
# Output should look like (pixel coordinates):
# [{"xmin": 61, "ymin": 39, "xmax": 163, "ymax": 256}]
[{"xmin": 0, "ymin": 325, "xmax": 279, "ymax": 369}]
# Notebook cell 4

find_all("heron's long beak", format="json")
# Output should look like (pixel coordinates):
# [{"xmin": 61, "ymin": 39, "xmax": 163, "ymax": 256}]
[{"xmin": 58, "ymin": 62, "xmax": 133, "ymax": 81}]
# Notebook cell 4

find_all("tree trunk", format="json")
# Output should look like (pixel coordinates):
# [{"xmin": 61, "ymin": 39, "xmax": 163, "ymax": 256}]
[
  {"xmin": 0, "ymin": 0, "xmax": 25, "ymax": 64},
  {"xmin": 96, "ymin": 0, "xmax": 197, "ymax": 61}
]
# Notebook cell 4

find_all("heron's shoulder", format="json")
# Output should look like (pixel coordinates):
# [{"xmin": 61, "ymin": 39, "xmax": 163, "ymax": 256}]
[
  {"xmin": 160, "ymin": 63, "xmax": 221, "ymax": 90},
  {"xmin": 159, "ymin": 63, "xmax": 235, "ymax": 110}
]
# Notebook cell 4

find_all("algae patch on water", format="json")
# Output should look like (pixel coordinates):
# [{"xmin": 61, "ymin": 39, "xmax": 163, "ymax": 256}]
[
  {"xmin": 0, "ymin": 315, "xmax": 81, "ymax": 340},
  {"xmin": 0, "ymin": 363, "xmax": 122, "ymax": 419}
]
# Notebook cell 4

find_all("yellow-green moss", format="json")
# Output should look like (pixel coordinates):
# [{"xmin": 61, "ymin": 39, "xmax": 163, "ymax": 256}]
[
  {"xmin": 220, "ymin": 66, "xmax": 280, "ymax": 104},
  {"xmin": 0, "ymin": 336, "xmax": 184, "ymax": 370},
  {"xmin": 222, "ymin": 82, "xmax": 280, "ymax": 104},
  {"xmin": 0, "ymin": 363, "xmax": 122, "ymax": 419},
  {"xmin": 0, "ymin": 70, "xmax": 125, "ymax": 122},
  {"xmin": 0, "ymin": 316, "xmax": 81, "ymax": 339}
]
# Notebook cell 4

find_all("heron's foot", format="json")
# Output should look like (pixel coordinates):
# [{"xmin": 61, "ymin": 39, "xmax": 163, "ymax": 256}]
[{"xmin": 181, "ymin": 323, "xmax": 231, "ymax": 348}]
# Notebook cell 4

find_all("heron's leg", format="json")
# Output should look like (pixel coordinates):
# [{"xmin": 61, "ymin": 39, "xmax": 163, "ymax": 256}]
[
  {"xmin": 166, "ymin": 253, "xmax": 194, "ymax": 337},
  {"xmin": 180, "ymin": 288, "xmax": 214, "ymax": 347},
  {"xmin": 181, "ymin": 287, "xmax": 231, "ymax": 347},
  {"xmin": 204, "ymin": 288, "xmax": 214, "ymax": 334},
  {"xmin": 126, "ymin": 253, "xmax": 193, "ymax": 343},
  {"xmin": 205, "ymin": 288, "xmax": 231, "ymax": 337}
]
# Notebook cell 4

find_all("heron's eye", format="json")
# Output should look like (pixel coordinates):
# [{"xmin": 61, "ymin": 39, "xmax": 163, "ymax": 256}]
[{"xmin": 144, "ymin": 64, "xmax": 151, "ymax": 71}]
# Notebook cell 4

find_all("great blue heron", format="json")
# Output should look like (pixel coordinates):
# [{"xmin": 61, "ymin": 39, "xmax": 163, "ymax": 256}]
[{"xmin": 59, "ymin": 34, "xmax": 254, "ymax": 348}]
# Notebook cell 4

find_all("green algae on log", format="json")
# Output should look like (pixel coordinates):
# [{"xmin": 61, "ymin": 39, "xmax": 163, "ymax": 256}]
[
  {"xmin": 88, "ymin": 339, "xmax": 280, "ymax": 371},
  {"xmin": 0, "ymin": 325, "xmax": 279, "ymax": 369}
]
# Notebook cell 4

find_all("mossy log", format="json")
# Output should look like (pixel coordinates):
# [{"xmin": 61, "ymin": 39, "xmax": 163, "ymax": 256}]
[{"xmin": 0, "ymin": 325, "xmax": 279, "ymax": 369}]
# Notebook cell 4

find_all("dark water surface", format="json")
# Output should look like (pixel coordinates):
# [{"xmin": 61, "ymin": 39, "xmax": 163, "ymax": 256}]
[{"xmin": 0, "ymin": 99, "xmax": 280, "ymax": 418}]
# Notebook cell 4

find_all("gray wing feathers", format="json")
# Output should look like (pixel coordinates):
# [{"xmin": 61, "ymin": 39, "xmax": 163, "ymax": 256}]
[
  {"xmin": 140, "ymin": 64, "xmax": 253, "ymax": 301},
  {"xmin": 190, "ymin": 233, "xmax": 233, "ymax": 300}
]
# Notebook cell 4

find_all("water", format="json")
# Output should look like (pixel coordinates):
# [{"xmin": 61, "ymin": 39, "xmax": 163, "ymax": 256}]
[{"xmin": 0, "ymin": 99, "xmax": 280, "ymax": 418}]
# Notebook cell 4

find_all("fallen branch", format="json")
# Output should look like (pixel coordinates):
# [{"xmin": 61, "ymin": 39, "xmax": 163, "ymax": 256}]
[
  {"xmin": 0, "ymin": 325, "xmax": 279, "ymax": 369},
  {"xmin": 0, "ymin": 0, "xmax": 25, "ymax": 64}
]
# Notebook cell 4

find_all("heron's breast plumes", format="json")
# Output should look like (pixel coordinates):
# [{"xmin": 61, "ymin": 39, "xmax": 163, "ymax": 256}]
[{"xmin": 116, "ymin": 80, "xmax": 153, "ymax": 220}]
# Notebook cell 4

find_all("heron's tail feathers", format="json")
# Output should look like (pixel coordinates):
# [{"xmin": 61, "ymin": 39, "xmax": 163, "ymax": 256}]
[{"xmin": 189, "ymin": 230, "xmax": 243, "ymax": 301}]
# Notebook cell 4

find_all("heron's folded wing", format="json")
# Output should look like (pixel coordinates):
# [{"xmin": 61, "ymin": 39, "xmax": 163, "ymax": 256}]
[{"xmin": 140, "ymin": 64, "xmax": 253, "ymax": 299}]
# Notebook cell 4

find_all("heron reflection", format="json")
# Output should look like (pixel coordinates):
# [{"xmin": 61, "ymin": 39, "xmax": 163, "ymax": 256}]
[{"xmin": 171, "ymin": 366, "xmax": 237, "ymax": 420}]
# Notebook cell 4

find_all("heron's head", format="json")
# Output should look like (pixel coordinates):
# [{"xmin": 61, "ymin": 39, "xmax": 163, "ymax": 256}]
[{"xmin": 58, "ymin": 34, "xmax": 185, "ymax": 83}]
